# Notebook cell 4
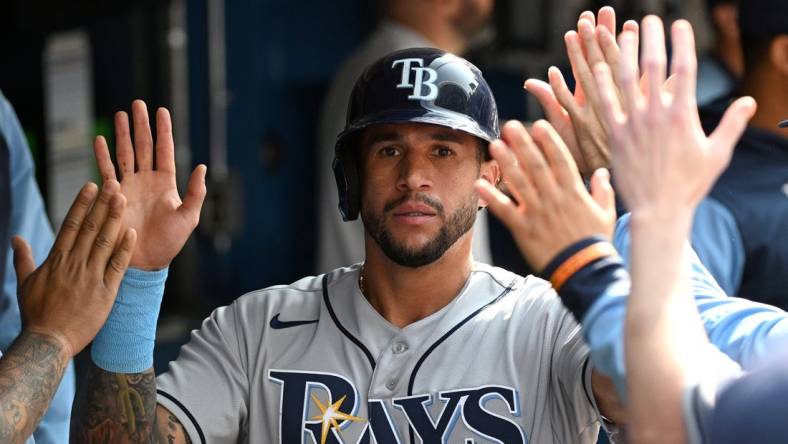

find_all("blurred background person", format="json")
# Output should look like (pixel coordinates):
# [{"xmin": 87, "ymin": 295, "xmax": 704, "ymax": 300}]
[
  {"xmin": 315, "ymin": 0, "xmax": 496, "ymax": 273},
  {"xmin": 692, "ymin": 0, "xmax": 788, "ymax": 309},
  {"xmin": 696, "ymin": 0, "xmax": 742, "ymax": 106}
]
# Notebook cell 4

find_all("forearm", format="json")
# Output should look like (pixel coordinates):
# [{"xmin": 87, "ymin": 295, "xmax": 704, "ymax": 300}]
[
  {"xmin": 0, "ymin": 330, "xmax": 70, "ymax": 444},
  {"xmin": 70, "ymin": 362, "xmax": 160, "ymax": 443},
  {"xmin": 626, "ymin": 211, "xmax": 707, "ymax": 442}
]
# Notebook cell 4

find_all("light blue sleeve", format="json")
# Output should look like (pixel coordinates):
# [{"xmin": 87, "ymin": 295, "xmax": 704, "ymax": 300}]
[
  {"xmin": 582, "ymin": 214, "xmax": 788, "ymax": 397},
  {"xmin": 690, "ymin": 198, "xmax": 744, "ymax": 296},
  {"xmin": 0, "ymin": 91, "xmax": 75, "ymax": 444}
]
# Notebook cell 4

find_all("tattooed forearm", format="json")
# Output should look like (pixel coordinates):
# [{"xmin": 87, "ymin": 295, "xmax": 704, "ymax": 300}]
[
  {"xmin": 71, "ymin": 362, "xmax": 189, "ymax": 443},
  {"xmin": 0, "ymin": 330, "xmax": 69, "ymax": 444}
]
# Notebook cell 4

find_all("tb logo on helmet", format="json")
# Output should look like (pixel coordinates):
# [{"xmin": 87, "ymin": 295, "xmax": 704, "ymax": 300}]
[{"xmin": 391, "ymin": 58, "xmax": 439, "ymax": 101}]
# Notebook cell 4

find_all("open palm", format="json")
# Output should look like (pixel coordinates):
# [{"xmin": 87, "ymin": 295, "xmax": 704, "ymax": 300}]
[{"xmin": 94, "ymin": 100, "xmax": 207, "ymax": 270}]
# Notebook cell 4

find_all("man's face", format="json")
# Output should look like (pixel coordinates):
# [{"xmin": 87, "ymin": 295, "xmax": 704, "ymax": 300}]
[
  {"xmin": 359, "ymin": 122, "xmax": 492, "ymax": 268},
  {"xmin": 454, "ymin": 0, "xmax": 495, "ymax": 39}
]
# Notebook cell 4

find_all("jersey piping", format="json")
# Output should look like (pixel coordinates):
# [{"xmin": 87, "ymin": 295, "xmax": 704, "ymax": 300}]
[
  {"xmin": 322, "ymin": 274, "xmax": 377, "ymax": 370},
  {"xmin": 405, "ymin": 276, "xmax": 518, "ymax": 444}
]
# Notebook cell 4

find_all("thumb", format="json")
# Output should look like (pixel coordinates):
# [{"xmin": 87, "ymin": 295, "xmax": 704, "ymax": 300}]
[
  {"xmin": 709, "ymin": 97, "xmax": 757, "ymax": 164},
  {"xmin": 590, "ymin": 168, "xmax": 616, "ymax": 214},
  {"xmin": 524, "ymin": 78, "xmax": 567, "ymax": 123},
  {"xmin": 179, "ymin": 164, "xmax": 208, "ymax": 223},
  {"xmin": 12, "ymin": 236, "xmax": 35, "ymax": 285}
]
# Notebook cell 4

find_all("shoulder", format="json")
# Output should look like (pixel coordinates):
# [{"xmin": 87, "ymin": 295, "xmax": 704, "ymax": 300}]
[{"xmin": 472, "ymin": 263, "xmax": 564, "ymax": 317}]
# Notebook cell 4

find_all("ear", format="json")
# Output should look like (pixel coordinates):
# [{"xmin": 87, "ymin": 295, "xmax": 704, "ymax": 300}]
[
  {"xmin": 769, "ymin": 35, "xmax": 788, "ymax": 77},
  {"xmin": 477, "ymin": 158, "xmax": 501, "ymax": 208}
]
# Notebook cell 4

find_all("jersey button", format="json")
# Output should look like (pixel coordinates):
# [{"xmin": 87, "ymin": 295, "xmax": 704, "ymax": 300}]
[
  {"xmin": 385, "ymin": 379, "xmax": 397, "ymax": 391},
  {"xmin": 392, "ymin": 342, "xmax": 409, "ymax": 354}
]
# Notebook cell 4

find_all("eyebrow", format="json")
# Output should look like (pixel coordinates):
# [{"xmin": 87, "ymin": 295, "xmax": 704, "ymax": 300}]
[
  {"xmin": 429, "ymin": 131, "xmax": 465, "ymax": 143},
  {"xmin": 364, "ymin": 131, "xmax": 401, "ymax": 146}
]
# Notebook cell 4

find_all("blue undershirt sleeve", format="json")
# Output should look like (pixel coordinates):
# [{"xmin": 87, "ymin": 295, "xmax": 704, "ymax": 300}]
[
  {"xmin": 581, "ymin": 214, "xmax": 788, "ymax": 399},
  {"xmin": 691, "ymin": 198, "xmax": 745, "ymax": 296}
]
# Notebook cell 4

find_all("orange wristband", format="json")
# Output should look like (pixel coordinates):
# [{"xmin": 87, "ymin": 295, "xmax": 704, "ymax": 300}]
[{"xmin": 550, "ymin": 242, "xmax": 618, "ymax": 291}]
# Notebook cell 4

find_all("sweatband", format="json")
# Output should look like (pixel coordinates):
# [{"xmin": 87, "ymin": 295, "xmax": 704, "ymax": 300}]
[{"xmin": 91, "ymin": 267, "xmax": 168, "ymax": 373}]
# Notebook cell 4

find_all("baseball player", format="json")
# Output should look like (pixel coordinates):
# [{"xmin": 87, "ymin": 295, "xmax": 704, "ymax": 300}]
[{"xmin": 72, "ymin": 49, "xmax": 628, "ymax": 443}]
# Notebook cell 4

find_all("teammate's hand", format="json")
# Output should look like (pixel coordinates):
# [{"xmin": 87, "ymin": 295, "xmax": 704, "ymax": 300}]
[
  {"xmin": 14, "ymin": 181, "xmax": 137, "ymax": 357},
  {"xmin": 525, "ymin": 7, "xmax": 640, "ymax": 178},
  {"xmin": 94, "ymin": 100, "xmax": 207, "ymax": 270},
  {"xmin": 476, "ymin": 120, "xmax": 616, "ymax": 272},
  {"xmin": 593, "ymin": 17, "xmax": 756, "ymax": 220}
]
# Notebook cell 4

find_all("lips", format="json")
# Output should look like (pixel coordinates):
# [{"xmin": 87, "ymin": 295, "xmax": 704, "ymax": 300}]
[
  {"xmin": 391, "ymin": 202, "xmax": 437, "ymax": 225},
  {"xmin": 391, "ymin": 203, "xmax": 437, "ymax": 217}
]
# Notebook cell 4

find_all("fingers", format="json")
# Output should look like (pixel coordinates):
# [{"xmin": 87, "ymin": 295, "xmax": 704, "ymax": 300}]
[
  {"xmin": 598, "ymin": 6, "xmax": 616, "ymax": 34},
  {"xmin": 593, "ymin": 62, "xmax": 624, "ymax": 129},
  {"xmin": 12, "ymin": 236, "xmax": 35, "ymax": 286},
  {"xmin": 579, "ymin": 10, "xmax": 596, "ymax": 27},
  {"xmin": 641, "ymin": 15, "xmax": 667, "ymax": 106},
  {"xmin": 565, "ymin": 31, "xmax": 602, "ymax": 109},
  {"xmin": 71, "ymin": 180, "xmax": 120, "ymax": 259},
  {"xmin": 114, "ymin": 111, "xmax": 135, "ymax": 178},
  {"xmin": 179, "ymin": 164, "xmax": 208, "ymax": 225},
  {"xmin": 618, "ymin": 31, "xmax": 642, "ymax": 113},
  {"xmin": 155, "ymin": 107, "xmax": 176, "ymax": 173},
  {"xmin": 132, "ymin": 99, "xmax": 154, "ymax": 171},
  {"xmin": 530, "ymin": 120, "xmax": 582, "ymax": 188},
  {"xmin": 547, "ymin": 66, "xmax": 580, "ymax": 117},
  {"xmin": 578, "ymin": 19, "xmax": 606, "ymax": 70},
  {"xmin": 623, "ymin": 20, "xmax": 640, "ymax": 57},
  {"xmin": 597, "ymin": 26, "xmax": 621, "ymax": 84},
  {"xmin": 88, "ymin": 193, "xmax": 127, "ymax": 269},
  {"xmin": 490, "ymin": 139, "xmax": 532, "ymax": 205},
  {"xmin": 501, "ymin": 121, "xmax": 559, "ymax": 199},
  {"xmin": 525, "ymin": 78, "xmax": 570, "ymax": 124},
  {"xmin": 669, "ymin": 20, "xmax": 698, "ymax": 106},
  {"xmin": 93, "ymin": 136, "xmax": 117, "ymax": 182},
  {"xmin": 475, "ymin": 179, "xmax": 521, "ymax": 230},
  {"xmin": 590, "ymin": 168, "xmax": 615, "ymax": 214},
  {"xmin": 709, "ymin": 97, "xmax": 757, "ymax": 161},
  {"xmin": 51, "ymin": 183, "xmax": 99, "ymax": 256},
  {"xmin": 104, "ymin": 228, "xmax": 137, "ymax": 291}
]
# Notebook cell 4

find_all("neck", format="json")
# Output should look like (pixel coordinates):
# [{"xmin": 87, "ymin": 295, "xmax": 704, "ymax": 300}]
[
  {"xmin": 361, "ymin": 232, "xmax": 474, "ymax": 328},
  {"xmin": 742, "ymin": 68, "xmax": 788, "ymax": 136},
  {"xmin": 388, "ymin": 14, "xmax": 466, "ymax": 54}
]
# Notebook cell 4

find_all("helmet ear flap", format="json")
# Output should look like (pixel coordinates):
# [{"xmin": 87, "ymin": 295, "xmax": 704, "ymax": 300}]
[{"xmin": 333, "ymin": 144, "xmax": 360, "ymax": 221}]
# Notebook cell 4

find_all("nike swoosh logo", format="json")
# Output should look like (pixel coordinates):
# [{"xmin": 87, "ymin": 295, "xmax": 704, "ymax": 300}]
[{"xmin": 269, "ymin": 313, "xmax": 318, "ymax": 329}]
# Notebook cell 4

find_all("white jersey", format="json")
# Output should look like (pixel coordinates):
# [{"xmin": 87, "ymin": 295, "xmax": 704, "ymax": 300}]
[{"xmin": 157, "ymin": 263, "xmax": 602, "ymax": 443}]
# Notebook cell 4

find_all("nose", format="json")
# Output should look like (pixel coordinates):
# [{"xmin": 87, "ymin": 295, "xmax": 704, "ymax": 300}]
[{"xmin": 396, "ymin": 152, "xmax": 433, "ymax": 192}]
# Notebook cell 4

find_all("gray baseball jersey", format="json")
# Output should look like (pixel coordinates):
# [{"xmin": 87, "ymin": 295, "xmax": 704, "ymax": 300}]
[{"xmin": 157, "ymin": 263, "xmax": 603, "ymax": 443}]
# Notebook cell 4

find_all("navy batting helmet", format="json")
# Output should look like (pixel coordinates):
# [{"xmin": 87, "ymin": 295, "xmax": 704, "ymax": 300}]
[{"xmin": 332, "ymin": 47, "xmax": 500, "ymax": 221}]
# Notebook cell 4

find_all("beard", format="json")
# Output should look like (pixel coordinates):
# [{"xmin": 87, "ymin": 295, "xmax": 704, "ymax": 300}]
[{"xmin": 361, "ymin": 192, "xmax": 478, "ymax": 268}]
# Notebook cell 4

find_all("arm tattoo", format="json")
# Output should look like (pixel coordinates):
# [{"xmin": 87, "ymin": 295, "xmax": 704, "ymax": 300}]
[
  {"xmin": 0, "ymin": 330, "xmax": 69, "ymax": 444},
  {"xmin": 71, "ymin": 363, "xmax": 190, "ymax": 443}
]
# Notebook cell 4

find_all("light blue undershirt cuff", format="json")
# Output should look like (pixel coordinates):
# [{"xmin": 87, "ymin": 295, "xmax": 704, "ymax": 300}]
[{"xmin": 91, "ymin": 267, "xmax": 168, "ymax": 373}]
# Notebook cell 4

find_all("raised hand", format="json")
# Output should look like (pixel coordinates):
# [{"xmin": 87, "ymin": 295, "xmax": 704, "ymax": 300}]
[
  {"xmin": 14, "ymin": 181, "xmax": 137, "ymax": 357},
  {"xmin": 593, "ymin": 17, "xmax": 756, "ymax": 219},
  {"xmin": 93, "ymin": 100, "xmax": 207, "ymax": 270},
  {"xmin": 475, "ymin": 120, "xmax": 616, "ymax": 272},
  {"xmin": 525, "ymin": 7, "xmax": 639, "ymax": 178}
]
